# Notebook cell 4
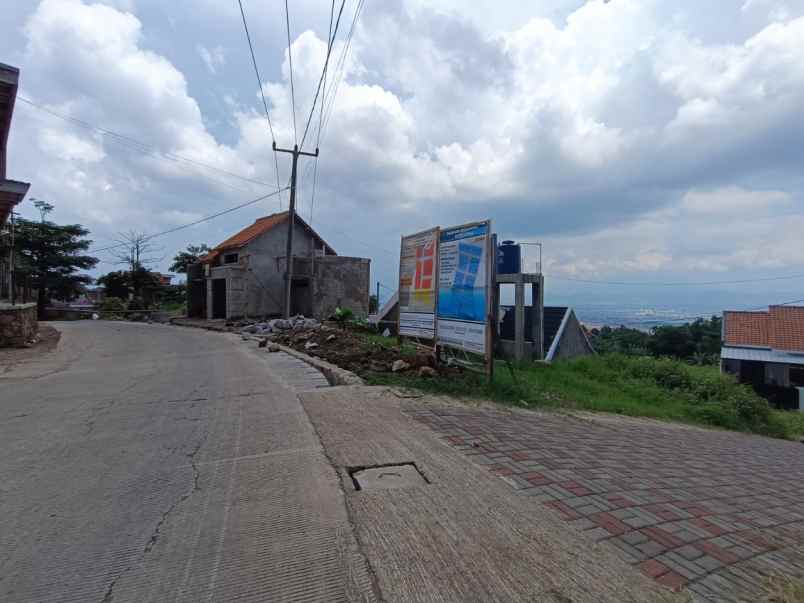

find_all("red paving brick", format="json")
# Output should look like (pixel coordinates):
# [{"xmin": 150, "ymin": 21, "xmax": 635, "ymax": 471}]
[
  {"xmin": 640, "ymin": 559, "xmax": 670, "ymax": 579},
  {"xmin": 655, "ymin": 570, "xmax": 688, "ymax": 591},
  {"xmin": 409, "ymin": 405, "xmax": 804, "ymax": 599}
]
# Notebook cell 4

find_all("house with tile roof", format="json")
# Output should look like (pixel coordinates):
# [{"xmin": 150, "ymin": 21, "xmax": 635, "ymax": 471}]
[
  {"xmin": 721, "ymin": 305, "xmax": 804, "ymax": 410},
  {"xmin": 188, "ymin": 211, "xmax": 370, "ymax": 321}
]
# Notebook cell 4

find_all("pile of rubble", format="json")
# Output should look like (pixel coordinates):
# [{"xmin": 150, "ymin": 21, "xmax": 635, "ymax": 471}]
[{"xmin": 237, "ymin": 315, "xmax": 320, "ymax": 336}]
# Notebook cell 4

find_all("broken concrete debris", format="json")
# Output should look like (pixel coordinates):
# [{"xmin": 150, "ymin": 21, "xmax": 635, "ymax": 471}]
[
  {"xmin": 418, "ymin": 366, "xmax": 437, "ymax": 378},
  {"xmin": 239, "ymin": 315, "xmax": 320, "ymax": 336},
  {"xmin": 392, "ymin": 359, "xmax": 411, "ymax": 373}
]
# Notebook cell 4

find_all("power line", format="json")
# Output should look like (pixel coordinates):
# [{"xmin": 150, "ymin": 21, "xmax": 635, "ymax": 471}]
[
  {"xmin": 236, "ymin": 0, "xmax": 285, "ymax": 209},
  {"xmin": 320, "ymin": 0, "xmax": 366, "ymax": 143},
  {"xmin": 299, "ymin": 0, "xmax": 346, "ymax": 151},
  {"xmin": 546, "ymin": 273, "xmax": 804, "ymax": 287},
  {"xmin": 17, "ymin": 96, "xmax": 271, "ymax": 191},
  {"xmin": 89, "ymin": 187, "xmax": 289, "ymax": 254},
  {"xmin": 301, "ymin": 0, "xmax": 364, "ymax": 220},
  {"xmin": 284, "ymin": 0, "xmax": 298, "ymax": 145},
  {"xmin": 309, "ymin": 0, "xmax": 339, "ymax": 226}
]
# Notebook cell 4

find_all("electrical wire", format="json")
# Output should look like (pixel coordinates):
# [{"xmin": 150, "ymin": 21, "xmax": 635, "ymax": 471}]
[
  {"xmin": 18, "ymin": 96, "xmax": 272, "ymax": 191},
  {"xmin": 309, "ymin": 0, "xmax": 338, "ymax": 226},
  {"xmin": 285, "ymin": 0, "xmax": 298, "ymax": 145},
  {"xmin": 320, "ymin": 0, "xmax": 366, "ymax": 143},
  {"xmin": 236, "ymin": 0, "xmax": 285, "ymax": 209},
  {"xmin": 299, "ymin": 0, "xmax": 346, "ymax": 151},
  {"xmin": 89, "ymin": 187, "xmax": 289, "ymax": 254},
  {"xmin": 546, "ymin": 273, "xmax": 804, "ymax": 287}
]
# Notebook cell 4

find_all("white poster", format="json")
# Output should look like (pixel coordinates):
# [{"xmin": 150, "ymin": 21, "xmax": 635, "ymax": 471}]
[{"xmin": 398, "ymin": 227, "xmax": 438, "ymax": 338}]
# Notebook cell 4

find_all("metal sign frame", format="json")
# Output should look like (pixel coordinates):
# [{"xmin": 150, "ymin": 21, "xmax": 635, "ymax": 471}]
[{"xmin": 397, "ymin": 219, "xmax": 495, "ymax": 381}]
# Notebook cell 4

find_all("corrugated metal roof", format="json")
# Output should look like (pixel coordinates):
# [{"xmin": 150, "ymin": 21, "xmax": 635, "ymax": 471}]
[{"xmin": 721, "ymin": 346, "xmax": 804, "ymax": 365}]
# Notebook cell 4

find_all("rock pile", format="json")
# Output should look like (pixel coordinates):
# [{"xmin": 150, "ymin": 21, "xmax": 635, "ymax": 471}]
[{"xmin": 239, "ymin": 315, "xmax": 320, "ymax": 336}]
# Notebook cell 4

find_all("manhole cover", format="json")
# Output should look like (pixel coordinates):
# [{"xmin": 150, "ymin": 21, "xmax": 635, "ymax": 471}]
[{"xmin": 349, "ymin": 463, "xmax": 429, "ymax": 491}]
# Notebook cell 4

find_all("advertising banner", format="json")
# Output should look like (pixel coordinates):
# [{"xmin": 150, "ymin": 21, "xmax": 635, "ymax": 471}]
[
  {"xmin": 398, "ymin": 227, "xmax": 439, "ymax": 338},
  {"xmin": 436, "ymin": 221, "xmax": 491, "ymax": 355}
]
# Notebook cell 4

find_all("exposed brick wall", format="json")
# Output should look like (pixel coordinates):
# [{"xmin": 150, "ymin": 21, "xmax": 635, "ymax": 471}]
[{"xmin": 0, "ymin": 302, "xmax": 38, "ymax": 347}]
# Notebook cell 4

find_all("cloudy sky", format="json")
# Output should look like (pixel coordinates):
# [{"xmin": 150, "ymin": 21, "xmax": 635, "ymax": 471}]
[{"xmin": 3, "ymin": 0, "xmax": 804, "ymax": 312}]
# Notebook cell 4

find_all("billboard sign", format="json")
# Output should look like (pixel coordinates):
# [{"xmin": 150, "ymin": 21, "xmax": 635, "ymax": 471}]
[
  {"xmin": 436, "ymin": 220, "xmax": 491, "ymax": 355},
  {"xmin": 398, "ymin": 227, "xmax": 439, "ymax": 338}
]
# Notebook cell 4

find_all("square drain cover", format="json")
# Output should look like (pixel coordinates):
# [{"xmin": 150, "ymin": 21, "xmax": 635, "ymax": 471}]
[{"xmin": 350, "ymin": 463, "xmax": 429, "ymax": 491}]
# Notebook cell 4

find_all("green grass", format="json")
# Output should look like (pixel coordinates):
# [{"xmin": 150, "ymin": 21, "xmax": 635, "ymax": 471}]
[
  {"xmin": 361, "ymin": 333, "xmax": 419, "ymax": 357},
  {"xmin": 367, "ymin": 353, "xmax": 803, "ymax": 440}
]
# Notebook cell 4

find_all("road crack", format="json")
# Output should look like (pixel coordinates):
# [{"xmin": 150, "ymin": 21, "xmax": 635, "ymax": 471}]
[{"xmin": 97, "ymin": 437, "xmax": 205, "ymax": 602}]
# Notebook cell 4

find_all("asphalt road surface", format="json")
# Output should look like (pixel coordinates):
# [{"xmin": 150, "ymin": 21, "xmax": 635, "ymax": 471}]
[{"xmin": 1, "ymin": 321, "xmax": 373, "ymax": 603}]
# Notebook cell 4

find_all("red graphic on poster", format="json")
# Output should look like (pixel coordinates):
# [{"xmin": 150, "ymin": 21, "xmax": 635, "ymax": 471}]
[{"xmin": 414, "ymin": 240, "xmax": 435, "ymax": 291}]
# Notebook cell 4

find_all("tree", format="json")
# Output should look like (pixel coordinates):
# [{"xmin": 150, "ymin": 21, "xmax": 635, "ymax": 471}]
[
  {"xmin": 96, "ymin": 271, "xmax": 132, "ymax": 299},
  {"xmin": 13, "ymin": 201, "xmax": 98, "ymax": 318},
  {"xmin": 109, "ymin": 230, "xmax": 163, "ymax": 298},
  {"xmin": 170, "ymin": 244, "xmax": 210, "ymax": 274}
]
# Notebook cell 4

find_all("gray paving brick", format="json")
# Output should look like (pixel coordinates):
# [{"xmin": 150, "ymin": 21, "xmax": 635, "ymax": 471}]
[
  {"xmin": 657, "ymin": 552, "xmax": 703, "ymax": 580},
  {"xmin": 608, "ymin": 538, "xmax": 647, "ymax": 563},
  {"xmin": 623, "ymin": 531, "xmax": 649, "ymax": 546},
  {"xmin": 677, "ymin": 544, "xmax": 704, "ymax": 561},
  {"xmin": 623, "ymin": 515, "xmax": 655, "ymax": 528},
  {"xmin": 568, "ymin": 517, "xmax": 597, "ymax": 531},
  {"xmin": 696, "ymin": 555, "xmax": 723, "ymax": 573},
  {"xmin": 636, "ymin": 540, "xmax": 665, "ymax": 557},
  {"xmin": 586, "ymin": 527, "xmax": 611, "ymax": 542}
]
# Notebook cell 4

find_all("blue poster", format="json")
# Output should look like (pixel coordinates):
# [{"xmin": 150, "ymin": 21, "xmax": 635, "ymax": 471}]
[{"xmin": 437, "ymin": 222, "xmax": 489, "ymax": 323}]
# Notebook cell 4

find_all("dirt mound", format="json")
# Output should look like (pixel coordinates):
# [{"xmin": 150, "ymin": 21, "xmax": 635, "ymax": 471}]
[{"xmin": 270, "ymin": 325, "xmax": 445, "ymax": 378}]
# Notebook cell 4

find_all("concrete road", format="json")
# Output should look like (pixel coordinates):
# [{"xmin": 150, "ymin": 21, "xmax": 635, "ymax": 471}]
[{"xmin": 0, "ymin": 321, "xmax": 373, "ymax": 603}]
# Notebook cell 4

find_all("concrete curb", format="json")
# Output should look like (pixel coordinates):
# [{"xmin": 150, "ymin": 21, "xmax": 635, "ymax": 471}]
[
  {"xmin": 255, "ymin": 337, "xmax": 365, "ymax": 387},
  {"xmin": 170, "ymin": 318, "xmax": 364, "ymax": 386}
]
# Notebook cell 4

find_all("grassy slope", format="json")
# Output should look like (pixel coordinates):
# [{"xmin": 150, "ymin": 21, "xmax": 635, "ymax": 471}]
[{"xmin": 368, "ymin": 353, "xmax": 804, "ymax": 440}]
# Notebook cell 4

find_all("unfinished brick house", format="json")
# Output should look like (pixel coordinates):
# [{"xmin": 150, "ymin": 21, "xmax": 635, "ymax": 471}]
[{"xmin": 188, "ymin": 211, "xmax": 370, "ymax": 321}]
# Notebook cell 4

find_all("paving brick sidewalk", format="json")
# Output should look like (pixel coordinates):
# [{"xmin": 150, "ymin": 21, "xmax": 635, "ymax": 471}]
[{"xmin": 408, "ymin": 406, "xmax": 804, "ymax": 601}]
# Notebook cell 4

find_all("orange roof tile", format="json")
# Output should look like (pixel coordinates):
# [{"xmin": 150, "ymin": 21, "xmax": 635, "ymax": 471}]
[
  {"xmin": 723, "ymin": 311, "xmax": 770, "ymax": 347},
  {"xmin": 768, "ymin": 306, "xmax": 804, "ymax": 353},
  {"xmin": 724, "ymin": 306, "xmax": 804, "ymax": 352},
  {"xmin": 200, "ymin": 211, "xmax": 335, "ymax": 264}
]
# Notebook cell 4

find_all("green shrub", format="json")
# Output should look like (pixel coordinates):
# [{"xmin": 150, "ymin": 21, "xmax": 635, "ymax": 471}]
[
  {"xmin": 100, "ymin": 297, "xmax": 126, "ymax": 318},
  {"xmin": 368, "ymin": 351, "xmax": 793, "ymax": 439},
  {"xmin": 126, "ymin": 297, "xmax": 147, "ymax": 321}
]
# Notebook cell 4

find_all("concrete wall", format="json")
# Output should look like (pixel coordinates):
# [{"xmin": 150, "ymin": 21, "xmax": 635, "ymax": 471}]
[
  {"xmin": 552, "ymin": 310, "xmax": 595, "ymax": 361},
  {"xmin": 312, "ymin": 256, "xmax": 371, "ymax": 319},
  {"xmin": 206, "ymin": 221, "xmax": 322, "ymax": 320},
  {"xmin": 186, "ymin": 263, "xmax": 205, "ymax": 318},
  {"xmin": 0, "ymin": 302, "xmax": 37, "ymax": 347},
  {"xmin": 241, "ymin": 221, "xmax": 319, "ymax": 318}
]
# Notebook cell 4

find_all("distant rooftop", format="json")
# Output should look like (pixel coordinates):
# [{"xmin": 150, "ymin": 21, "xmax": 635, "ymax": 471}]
[{"xmin": 723, "ymin": 305, "xmax": 804, "ymax": 353}]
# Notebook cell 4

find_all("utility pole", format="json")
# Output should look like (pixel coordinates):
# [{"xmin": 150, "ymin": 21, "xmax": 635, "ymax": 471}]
[
  {"xmin": 273, "ymin": 142, "xmax": 319, "ymax": 318},
  {"xmin": 376, "ymin": 281, "xmax": 380, "ymax": 314}
]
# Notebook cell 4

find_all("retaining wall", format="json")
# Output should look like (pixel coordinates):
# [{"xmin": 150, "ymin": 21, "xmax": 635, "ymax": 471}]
[{"xmin": 0, "ymin": 302, "xmax": 38, "ymax": 347}]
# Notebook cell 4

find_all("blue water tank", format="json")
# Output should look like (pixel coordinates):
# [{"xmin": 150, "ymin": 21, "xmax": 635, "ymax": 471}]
[{"xmin": 497, "ymin": 240, "xmax": 521, "ymax": 275}]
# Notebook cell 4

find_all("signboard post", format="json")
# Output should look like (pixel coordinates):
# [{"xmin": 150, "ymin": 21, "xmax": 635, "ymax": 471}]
[
  {"xmin": 435, "ymin": 220, "xmax": 493, "ymax": 379},
  {"xmin": 398, "ymin": 227, "xmax": 439, "ymax": 340}
]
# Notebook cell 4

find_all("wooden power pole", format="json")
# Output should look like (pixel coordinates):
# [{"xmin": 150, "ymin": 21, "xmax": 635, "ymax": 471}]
[{"xmin": 273, "ymin": 142, "xmax": 319, "ymax": 318}]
